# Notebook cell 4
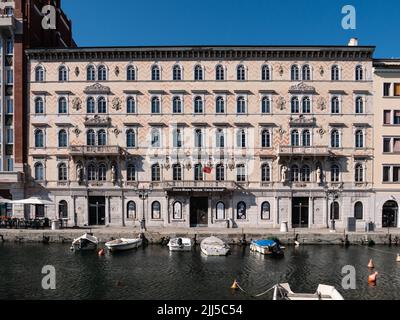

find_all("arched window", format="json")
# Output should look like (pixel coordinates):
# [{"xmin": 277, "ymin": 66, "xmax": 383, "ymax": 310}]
[
  {"xmin": 97, "ymin": 97, "xmax": 107, "ymax": 113},
  {"xmin": 216, "ymin": 202, "xmax": 225, "ymax": 220},
  {"xmin": 355, "ymin": 164, "xmax": 364, "ymax": 182},
  {"xmin": 173, "ymin": 163, "xmax": 182, "ymax": 181},
  {"xmin": 87, "ymin": 65, "xmax": 95, "ymax": 81},
  {"xmin": 291, "ymin": 96, "xmax": 299, "ymax": 113},
  {"xmin": 87, "ymin": 129, "xmax": 96, "ymax": 146},
  {"xmin": 291, "ymin": 165, "xmax": 299, "ymax": 182},
  {"xmin": 195, "ymin": 129, "xmax": 202, "ymax": 148},
  {"xmin": 173, "ymin": 201, "xmax": 182, "ymax": 219},
  {"xmin": 172, "ymin": 65, "xmax": 182, "ymax": 80},
  {"xmin": 194, "ymin": 65, "xmax": 203, "ymax": 81},
  {"xmin": 216, "ymin": 96, "xmax": 225, "ymax": 113},
  {"xmin": 194, "ymin": 96, "xmax": 203, "ymax": 113},
  {"xmin": 237, "ymin": 96, "xmax": 246, "ymax": 113},
  {"xmin": 302, "ymin": 64, "xmax": 311, "ymax": 80},
  {"xmin": 151, "ymin": 96, "xmax": 160, "ymax": 113},
  {"xmin": 291, "ymin": 130, "xmax": 300, "ymax": 146},
  {"xmin": 331, "ymin": 164, "xmax": 340, "ymax": 182},
  {"xmin": 126, "ymin": 129, "xmax": 136, "ymax": 148},
  {"xmin": 216, "ymin": 163, "xmax": 225, "ymax": 181},
  {"xmin": 355, "ymin": 65, "xmax": 363, "ymax": 81},
  {"xmin": 35, "ymin": 65, "xmax": 44, "ymax": 82},
  {"xmin": 261, "ymin": 96, "xmax": 271, "ymax": 113},
  {"xmin": 152, "ymin": 201, "xmax": 161, "ymax": 219},
  {"xmin": 236, "ymin": 164, "xmax": 246, "ymax": 182},
  {"xmin": 261, "ymin": 163, "xmax": 271, "ymax": 182},
  {"xmin": 127, "ymin": 163, "xmax": 136, "ymax": 181},
  {"xmin": 354, "ymin": 202, "xmax": 363, "ymax": 219},
  {"xmin": 97, "ymin": 65, "xmax": 107, "ymax": 81},
  {"xmin": 330, "ymin": 202, "xmax": 340, "ymax": 220},
  {"xmin": 355, "ymin": 130, "xmax": 364, "ymax": 148},
  {"xmin": 58, "ymin": 129, "xmax": 68, "ymax": 148},
  {"xmin": 194, "ymin": 163, "xmax": 203, "ymax": 181},
  {"xmin": 261, "ymin": 65, "xmax": 271, "ymax": 81},
  {"xmin": 216, "ymin": 129, "xmax": 225, "ymax": 148},
  {"xmin": 58, "ymin": 163, "xmax": 68, "ymax": 181},
  {"xmin": 331, "ymin": 96, "xmax": 340, "ymax": 114},
  {"xmin": 302, "ymin": 130, "xmax": 311, "ymax": 147},
  {"xmin": 331, "ymin": 65, "xmax": 340, "ymax": 81},
  {"xmin": 127, "ymin": 201, "xmax": 136, "ymax": 219},
  {"xmin": 302, "ymin": 96, "xmax": 311, "ymax": 113},
  {"xmin": 151, "ymin": 128, "xmax": 160, "ymax": 148},
  {"xmin": 237, "ymin": 64, "xmax": 246, "ymax": 80},
  {"xmin": 34, "ymin": 162, "xmax": 44, "ymax": 181},
  {"xmin": 151, "ymin": 65, "xmax": 160, "ymax": 81},
  {"xmin": 331, "ymin": 130, "xmax": 340, "ymax": 148},
  {"xmin": 291, "ymin": 65, "xmax": 300, "ymax": 81},
  {"xmin": 127, "ymin": 97, "xmax": 136, "ymax": 113},
  {"xmin": 301, "ymin": 165, "xmax": 311, "ymax": 182},
  {"xmin": 59, "ymin": 200, "xmax": 68, "ymax": 219},
  {"xmin": 355, "ymin": 97, "xmax": 364, "ymax": 114},
  {"xmin": 173, "ymin": 128, "xmax": 182, "ymax": 148},
  {"xmin": 97, "ymin": 129, "xmax": 107, "ymax": 146},
  {"xmin": 98, "ymin": 163, "xmax": 107, "ymax": 181},
  {"xmin": 127, "ymin": 65, "xmax": 136, "ymax": 81},
  {"xmin": 237, "ymin": 129, "xmax": 246, "ymax": 148},
  {"xmin": 237, "ymin": 201, "xmax": 246, "ymax": 220},
  {"xmin": 87, "ymin": 97, "xmax": 95, "ymax": 113},
  {"xmin": 261, "ymin": 129, "xmax": 271, "ymax": 148},
  {"xmin": 58, "ymin": 97, "xmax": 67, "ymax": 114},
  {"xmin": 58, "ymin": 66, "xmax": 68, "ymax": 82},
  {"xmin": 172, "ymin": 96, "xmax": 182, "ymax": 113},
  {"xmin": 261, "ymin": 202, "xmax": 271, "ymax": 220},
  {"xmin": 87, "ymin": 164, "xmax": 96, "ymax": 181},
  {"xmin": 34, "ymin": 129, "xmax": 44, "ymax": 148},
  {"xmin": 151, "ymin": 163, "xmax": 161, "ymax": 181},
  {"xmin": 35, "ymin": 97, "xmax": 44, "ymax": 114},
  {"xmin": 216, "ymin": 65, "xmax": 224, "ymax": 80}
]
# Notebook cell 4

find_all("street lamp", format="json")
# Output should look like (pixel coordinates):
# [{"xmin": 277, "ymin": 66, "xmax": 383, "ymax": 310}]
[
  {"xmin": 135, "ymin": 184, "xmax": 153, "ymax": 231},
  {"xmin": 325, "ymin": 188, "xmax": 339, "ymax": 232}
]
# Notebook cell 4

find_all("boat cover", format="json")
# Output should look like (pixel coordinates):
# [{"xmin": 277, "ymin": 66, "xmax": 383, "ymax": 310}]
[{"xmin": 252, "ymin": 239, "xmax": 276, "ymax": 247}]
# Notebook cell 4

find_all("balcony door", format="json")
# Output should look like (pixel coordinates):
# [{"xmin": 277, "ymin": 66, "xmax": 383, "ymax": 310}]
[
  {"xmin": 88, "ymin": 196, "xmax": 106, "ymax": 225},
  {"xmin": 190, "ymin": 197, "xmax": 208, "ymax": 227}
]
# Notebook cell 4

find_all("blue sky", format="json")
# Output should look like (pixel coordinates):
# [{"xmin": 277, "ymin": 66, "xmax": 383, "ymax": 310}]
[{"xmin": 62, "ymin": 0, "xmax": 399, "ymax": 58}]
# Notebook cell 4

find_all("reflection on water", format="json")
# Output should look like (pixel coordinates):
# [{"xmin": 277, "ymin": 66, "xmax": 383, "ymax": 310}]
[{"xmin": 0, "ymin": 243, "xmax": 399, "ymax": 300}]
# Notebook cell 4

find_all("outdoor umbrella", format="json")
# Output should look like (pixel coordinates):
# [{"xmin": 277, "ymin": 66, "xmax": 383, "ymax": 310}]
[
  {"xmin": 11, "ymin": 197, "xmax": 53, "ymax": 205},
  {"xmin": 0, "ymin": 197, "xmax": 12, "ymax": 204}
]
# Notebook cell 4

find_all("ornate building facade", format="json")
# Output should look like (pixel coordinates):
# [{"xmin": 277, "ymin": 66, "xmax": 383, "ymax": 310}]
[{"xmin": 24, "ymin": 43, "xmax": 377, "ymax": 230}]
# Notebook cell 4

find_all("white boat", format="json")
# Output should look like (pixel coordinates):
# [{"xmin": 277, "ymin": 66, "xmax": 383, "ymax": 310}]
[
  {"xmin": 105, "ymin": 238, "xmax": 142, "ymax": 252},
  {"xmin": 200, "ymin": 236, "xmax": 230, "ymax": 256},
  {"xmin": 273, "ymin": 283, "xmax": 344, "ymax": 300},
  {"xmin": 71, "ymin": 233, "xmax": 98, "ymax": 251},
  {"xmin": 167, "ymin": 237, "xmax": 192, "ymax": 251},
  {"xmin": 250, "ymin": 239, "xmax": 284, "ymax": 256}
]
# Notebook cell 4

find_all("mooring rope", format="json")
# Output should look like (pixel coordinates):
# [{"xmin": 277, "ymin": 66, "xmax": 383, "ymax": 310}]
[{"xmin": 235, "ymin": 281, "xmax": 275, "ymax": 298}]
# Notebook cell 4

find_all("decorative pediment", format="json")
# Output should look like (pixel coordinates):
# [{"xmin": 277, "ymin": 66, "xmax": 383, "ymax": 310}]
[
  {"xmin": 289, "ymin": 82, "xmax": 316, "ymax": 94},
  {"xmin": 84, "ymin": 115, "xmax": 111, "ymax": 127},
  {"xmin": 289, "ymin": 115, "xmax": 316, "ymax": 127},
  {"xmin": 84, "ymin": 83, "xmax": 111, "ymax": 94}
]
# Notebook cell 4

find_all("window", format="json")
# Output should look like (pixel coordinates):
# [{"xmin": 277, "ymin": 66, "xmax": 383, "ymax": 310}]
[
  {"xmin": 127, "ymin": 164, "xmax": 136, "ymax": 181},
  {"xmin": 87, "ymin": 97, "xmax": 95, "ymax": 113},
  {"xmin": 194, "ymin": 96, "xmax": 203, "ymax": 113},
  {"xmin": 173, "ymin": 202, "xmax": 182, "ymax": 220},
  {"xmin": 261, "ymin": 202, "xmax": 270, "ymax": 220},
  {"xmin": 261, "ymin": 65, "xmax": 271, "ymax": 81},
  {"xmin": 355, "ymin": 130, "xmax": 364, "ymax": 148},
  {"xmin": 302, "ymin": 130, "xmax": 311, "ymax": 147},
  {"xmin": 151, "ymin": 201, "xmax": 161, "ymax": 219},
  {"xmin": 127, "ymin": 201, "xmax": 136, "ymax": 219},
  {"xmin": 331, "ymin": 65, "xmax": 340, "ymax": 81},
  {"xmin": 173, "ymin": 164, "xmax": 182, "ymax": 181},
  {"xmin": 87, "ymin": 164, "xmax": 96, "ymax": 181},
  {"xmin": 237, "ymin": 65, "xmax": 246, "ymax": 80},
  {"xmin": 331, "ymin": 165, "xmax": 340, "ymax": 182},
  {"xmin": 331, "ymin": 96, "xmax": 340, "ymax": 114},
  {"xmin": 151, "ymin": 128, "xmax": 160, "ymax": 148},
  {"xmin": 58, "ymin": 97, "xmax": 67, "ymax": 114},
  {"xmin": 330, "ymin": 202, "xmax": 340, "ymax": 220},
  {"xmin": 301, "ymin": 165, "xmax": 311, "ymax": 182},
  {"xmin": 173, "ymin": 128, "xmax": 182, "ymax": 148},
  {"xmin": 355, "ymin": 97, "xmax": 364, "ymax": 114},
  {"xmin": 6, "ymin": 38, "xmax": 13, "ymax": 55},
  {"xmin": 34, "ymin": 129, "xmax": 44, "ymax": 148},
  {"xmin": 58, "ymin": 66, "xmax": 68, "ymax": 82},
  {"xmin": 98, "ymin": 164, "xmax": 107, "ymax": 181},
  {"xmin": 261, "ymin": 96, "xmax": 271, "ymax": 113},
  {"xmin": 172, "ymin": 96, "xmax": 182, "ymax": 113},
  {"xmin": 6, "ymin": 69, "xmax": 13, "ymax": 84},
  {"xmin": 5, "ymin": 128, "xmax": 13, "ymax": 144},
  {"xmin": 127, "ymin": 65, "xmax": 136, "ymax": 81},
  {"xmin": 261, "ymin": 129, "xmax": 271, "ymax": 148},
  {"xmin": 97, "ymin": 97, "xmax": 107, "ymax": 113},
  {"xmin": 291, "ymin": 65, "xmax": 300, "ymax": 81},
  {"xmin": 291, "ymin": 130, "xmax": 300, "ymax": 146},
  {"xmin": 151, "ymin": 65, "xmax": 160, "ymax": 81},
  {"xmin": 216, "ymin": 96, "xmax": 225, "ymax": 113},
  {"xmin": 394, "ymin": 111, "xmax": 400, "ymax": 124},
  {"xmin": 194, "ymin": 65, "xmax": 203, "ymax": 81},
  {"xmin": 98, "ymin": 65, "xmax": 107, "ymax": 81},
  {"xmin": 127, "ymin": 97, "xmax": 136, "ymax": 113},
  {"xmin": 87, "ymin": 65, "xmax": 96, "ymax": 81},
  {"xmin": 261, "ymin": 163, "xmax": 271, "ymax": 182},
  {"xmin": 35, "ymin": 66, "xmax": 44, "ymax": 82},
  {"xmin": 302, "ymin": 65, "xmax": 311, "ymax": 81},
  {"xmin": 172, "ymin": 65, "xmax": 182, "ymax": 80},
  {"xmin": 394, "ymin": 138, "xmax": 400, "ymax": 152},
  {"xmin": 195, "ymin": 129, "xmax": 203, "ymax": 148},
  {"xmin": 236, "ymin": 164, "xmax": 246, "ymax": 182},
  {"xmin": 394, "ymin": 84, "xmax": 400, "ymax": 96},
  {"xmin": 35, "ymin": 97, "xmax": 44, "ymax": 114},
  {"xmin": 354, "ymin": 202, "xmax": 363, "ymax": 219},
  {"xmin": 34, "ymin": 162, "xmax": 44, "ymax": 181},
  {"xmin": 151, "ymin": 97, "xmax": 160, "ymax": 114},
  {"xmin": 331, "ymin": 130, "xmax": 340, "ymax": 148},
  {"xmin": 383, "ymin": 83, "xmax": 391, "ymax": 97},
  {"xmin": 355, "ymin": 164, "xmax": 364, "ymax": 182},
  {"xmin": 291, "ymin": 165, "xmax": 299, "ymax": 182},
  {"xmin": 291, "ymin": 97, "xmax": 299, "ymax": 113},
  {"xmin": 216, "ymin": 129, "xmax": 225, "ymax": 148},
  {"xmin": 35, "ymin": 205, "xmax": 45, "ymax": 218},
  {"xmin": 59, "ymin": 201, "xmax": 68, "ymax": 219},
  {"xmin": 216, "ymin": 164, "xmax": 225, "ymax": 181},
  {"xmin": 383, "ymin": 138, "xmax": 391, "ymax": 153},
  {"xmin": 97, "ymin": 129, "xmax": 107, "ymax": 146},
  {"xmin": 58, "ymin": 163, "xmax": 68, "ymax": 181},
  {"xmin": 87, "ymin": 129, "xmax": 96, "ymax": 146},
  {"xmin": 216, "ymin": 202, "xmax": 225, "ymax": 220},
  {"xmin": 58, "ymin": 130, "xmax": 68, "ymax": 148},
  {"xmin": 216, "ymin": 65, "xmax": 224, "ymax": 80},
  {"xmin": 151, "ymin": 164, "xmax": 161, "ymax": 181},
  {"xmin": 126, "ymin": 129, "xmax": 136, "ymax": 148},
  {"xmin": 6, "ymin": 98, "xmax": 13, "ymax": 114},
  {"xmin": 237, "ymin": 201, "xmax": 246, "ymax": 219},
  {"xmin": 237, "ymin": 96, "xmax": 246, "ymax": 113},
  {"xmin": 383, "ymin": 166, "xmax": 400, "ymax": 182},
  {"xmin": 355, "ymin": 65, "xmax": 363, "ymax": 81},
  {"xmin": 302, "ymin": 96, "xmax": 311, "ymax": 113},
  {"xmin": 237, "ymin": 129, "xmax": 246, "ymax": 148},
  {"xmin": 194, "ymin": 163, "xmax": 203, "ymax": 181}
]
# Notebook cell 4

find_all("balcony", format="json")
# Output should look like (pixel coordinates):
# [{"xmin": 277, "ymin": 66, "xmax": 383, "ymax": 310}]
[
  {"xmin": 277, "ymin": 145, "xmax": 331, "ymax": 157},
  {"xmin": 0, "ymin": 171, "xmax": 23, "ymax": 184},
  {"xmin": 69, "ymin": 145, "xmax": 123, "ymax": 157},
  {"xmin": 163, "ymin": 180, "xmax": 237, "ymax": 192}
]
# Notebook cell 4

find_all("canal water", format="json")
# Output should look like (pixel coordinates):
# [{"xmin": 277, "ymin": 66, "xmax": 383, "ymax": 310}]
[{"xmin": 0, "ymin": 243, "xmax": 399, "ymax": 300}]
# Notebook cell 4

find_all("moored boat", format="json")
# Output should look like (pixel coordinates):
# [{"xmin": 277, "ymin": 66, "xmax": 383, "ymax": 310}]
[
  {"xmin": 105, "ymin": 238, "xmax": 142, "ymax": 252},
  {"xmin": 250, "ymin": 239, "xmax": 284, "ymax": 256},
  {"xmin": 167, "ymin": 237, "xmax": 192, "ymax": 251},
  {"xmin": 71, "ymin": 233, "xmax": 98, "ymax": 251},
  {"xmin": 200, "ymin": 236, "xmax": 230, "ymax": 256},
  {"xmin": 272, "ymin": 283, "xmax": 344, "ymax": 300}
]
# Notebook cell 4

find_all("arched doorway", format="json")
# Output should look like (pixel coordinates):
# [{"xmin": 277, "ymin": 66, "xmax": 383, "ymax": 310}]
[{"xmin": 382, "ymin": 200, "xmax": 398, "ymax": 228}]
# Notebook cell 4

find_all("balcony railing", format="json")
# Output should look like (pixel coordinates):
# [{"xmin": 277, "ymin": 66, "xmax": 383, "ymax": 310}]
[
  {"xmin": 163, "ymin": 180, "xmax": 237, "ymax": 190},
  {"xmin": 277, "ymin": 145, "xmax": 331, "ymax": 156},
  {"xmin": 69, "ymin": 145, "xmax": 122, "ymax": 156},
  {"xmin": 0, "ymin": 171, "xmax": 23, "ymax": 183}
]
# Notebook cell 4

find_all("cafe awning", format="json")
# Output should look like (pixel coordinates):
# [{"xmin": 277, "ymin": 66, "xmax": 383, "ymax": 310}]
[{"xmin": 11, "ymin": 197, "xmax": 53, "ymax": 205}]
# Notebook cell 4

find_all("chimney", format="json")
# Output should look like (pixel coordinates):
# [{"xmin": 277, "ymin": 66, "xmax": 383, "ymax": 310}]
[{"xmin": 348, "ymin": 38, "xmax": 359, "ymax": 46}]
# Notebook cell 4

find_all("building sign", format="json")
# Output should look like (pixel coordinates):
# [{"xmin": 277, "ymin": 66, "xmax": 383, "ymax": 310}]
[{"xmin": 170, "ymin": 188, "xmax": 226, "ymax": 193}]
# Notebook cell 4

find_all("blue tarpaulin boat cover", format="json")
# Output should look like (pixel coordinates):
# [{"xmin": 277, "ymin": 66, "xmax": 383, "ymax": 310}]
[{"xmin": 252, "ymin": 239, "xmax": 276, "ymax": 247}]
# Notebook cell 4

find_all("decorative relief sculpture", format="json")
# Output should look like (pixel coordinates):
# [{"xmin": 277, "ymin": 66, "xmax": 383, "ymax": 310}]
[
  {"xmin": 281, "ymin": 165, "xmax": 288, "ymax": 182},
  {"xmin": 316, "ymin": 166, "xmax": 322, "ymax": 183},
  {"xmin": 84, "ymin": 83, "xmax": 111, "ymax": 94},
  {"xmin": 74, "ymin": 67, "xmax": 80, "ymax": 77},
  {"xmin": 289, "ymin": 82, "xmax": 316, "ymax": 94},
  {"xmin": 113, "ymin": 128, "xmax": 122, "ymax": 137},
  {"xmin": 84, "ymin": 115, "xmax": 111, "ymax": 126},
  {"xmin": 72, "ymin": 97, "xmax": 82, "ymax": 111},
  {"xmin": 111, "ymin": 165, "xmax": 116, "ymax": 183},
  {"xmin": 277, "ymin": 96, "xmax": 286, "ymax": 110},
  {"xmin": 76, "ymin": 164, "xmax": 83, "ymax": 183},
  {"xmin": 115, "ymin": 66, "xmax": 120, "ymax": 77},
  {"xmin": 72, "ymin": 126, "xmax": 81, "ymax": 137},
  {"xmin": 319, "ymin": 66, "xmax": 324, "ymax": 76},
  {"xmin": 278, "ymin": 65, "xmax": 284, "ymax": 77},
  {"xmin": 111, "ymin": 97, "xmax": 121, "ymax": 111},
  {"xmin": 317, "ymin": 127, "xmax": 326, "ymax": 138},
  {"xmin": 317, "ymin": 97, "xmax": 326, "ymax": 111}
]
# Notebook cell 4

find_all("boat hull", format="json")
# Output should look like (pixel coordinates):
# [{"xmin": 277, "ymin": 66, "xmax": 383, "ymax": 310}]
[
  {"xmin": 167, "ymin": 238, "xmax": 192, "ymax": 252},
  {"xmin": 105, "ymin": 238, "xmax": 142, "ymax": 252},
  {"xmin": 250, "ymin": 242, "xmax": 284, "ymax": 256}
]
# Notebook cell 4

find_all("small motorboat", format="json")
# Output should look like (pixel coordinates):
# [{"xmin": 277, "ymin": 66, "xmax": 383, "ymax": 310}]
[
  {"xmin": 105, "ymin": 238, "xmax": 142, "ymax": 252},
  {"xmin": 71, "ymin": 233, "xmax": 98, "ymax": 251},
  {"xmin": 167, "ymin": 237, "xmax": 192, "ymax": 251},
  {"xmin": 200, "ymin": 236, "xmax": 230, "ymax": 256},
  {"xmin": 273, "ymin": 283, "xmax": 344, "ymax": 300},
  {"xmin": 250, "ymin": 239, "xmax": 284, "ymax": 256}
]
